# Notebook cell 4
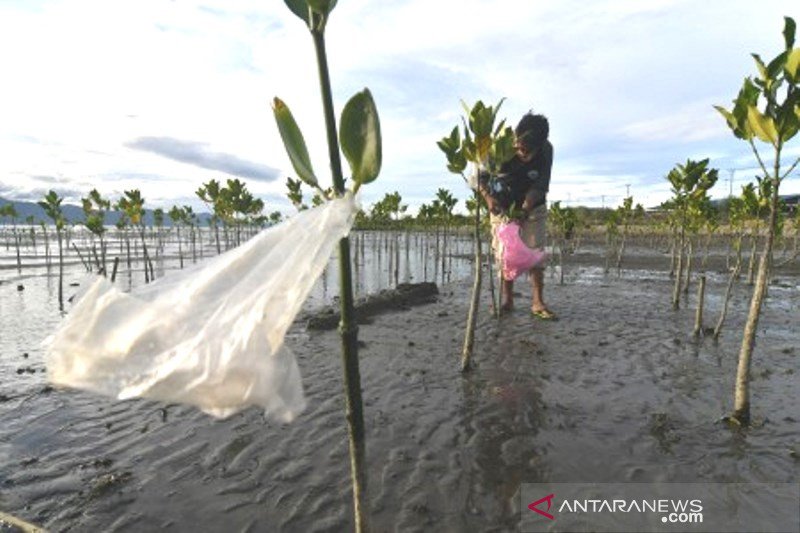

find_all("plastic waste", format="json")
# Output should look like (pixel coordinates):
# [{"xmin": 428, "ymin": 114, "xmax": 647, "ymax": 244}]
[
  {"xmin": 496, "ymin": 220, "xmax": 547, "ymax": 281},
  {"xmin": 45, "ymin": 194, "xmax": 359, "ymax": 421}
]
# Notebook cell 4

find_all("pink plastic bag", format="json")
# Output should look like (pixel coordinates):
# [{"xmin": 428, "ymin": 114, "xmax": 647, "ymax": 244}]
[{"xmin": 496, "ymin": 221, "xmax": 547, "ymax": 281}]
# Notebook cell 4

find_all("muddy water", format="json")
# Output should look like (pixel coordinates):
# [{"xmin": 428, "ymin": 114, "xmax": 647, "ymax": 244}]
[{"xmin": 1, "ymin": 231, "xmax": 798, "ymax": 531}]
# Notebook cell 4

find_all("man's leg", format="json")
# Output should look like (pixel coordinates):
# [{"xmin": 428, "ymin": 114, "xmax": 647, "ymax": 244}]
[
  {"xmin": 501, "ymin": 278, "xmax": 514, "ymax": 311},
  {"xmin": 530, "ymin": 267, "xmax": 546, "ymax": 312}
]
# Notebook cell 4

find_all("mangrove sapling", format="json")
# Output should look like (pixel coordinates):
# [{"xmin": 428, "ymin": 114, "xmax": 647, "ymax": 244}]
[
  {"xmin": 663, "ymin": 159, "xmax": 718, "ymax": 310},
  {"xmin": 693, "ymin": 274, "xmax": 707, "ymax": 338},
  {"xmin": 38, "ymin": 190, "xmax": 66, "ymax": 310},
  {"xmin": 197, "ymin": 179, "xmax": 225, "ymax": 254},
  {"xmin": 71, "ymin": 242, "xmax": 91, "ymax": 272},
  {"xmin": 26, "ymin": 216, "xmax": 37, "ymax": 256},
  {"xmin": 713, "ymin": 194, "xmax": 750, "ymax": 340},
  {"xmin": 117, "ymin": 190, "xmax": 155, "ymax": 284},
  {"xmin": 438, "ymin": 99, "xmax": 515, "ymax": 370},
  {"xmin": 182, "ymin": 206, "xmax": 198, "ymax": 264},
  {"xmin": 714, "ymin": 15, "xmax": 800, "ymax": 425},
  {"xmin": 40, "ymin": 221, "xmax": 50, "ymax": 267},
  {"xmin": 435, "ymin": 188, "xmax": 458, "ymax": 283},
  {"xmin": 682, "ymin": 196, "xmax": 712, "ymax": 295},
  {"xmin": 82, "ymin": 189, "xmax": 110, "ymax": 276},
  {"xmin": 613, "ymin": 196, "xmax": 644, "ymax": 277},
  {"xmin": 699, "ymin": 200, "xmax": 720, "ymax": 273},
  {"xmin": 153, "ymin": 208, "xmax": 165, "ymax": 261},
  {"xmin": 7, "ymin": 206, "xmax": 22, "ymax": 274},
  {"xmin": 774, "ymin": 209, "xmax": 800, "ymax": 267},
  {"xmin": 549, "ymin": 201, "xmax": 578, "ymax": 285},
  {"xmin": 168, "ymin": 206, "xmax": 185, "ymax": 269},
  {"xmin": 603, "ymin": 209, "xmax": 619, "ymax": 275},
  {"xmin": 713, "ymin": 259, "xmax": 741, "ymax": 341},
  {"xmin": 683, "ymin": 237, "xmax": 695, "ymax": 295},
  {"xmin": 277, "ymin": 2, "xmax": 383, "ymax": 529}
]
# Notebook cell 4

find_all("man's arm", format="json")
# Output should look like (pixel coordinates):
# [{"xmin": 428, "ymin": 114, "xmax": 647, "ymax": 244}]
[
  {"xmin": 521, "ymin": 188, "xmax": 546, "ymax": 214},
  {"xmin": 521, "ymin": 142, "xmax": 553, "ymax": 215}
]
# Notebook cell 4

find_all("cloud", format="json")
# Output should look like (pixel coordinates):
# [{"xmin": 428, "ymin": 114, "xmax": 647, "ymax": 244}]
[
  {"xmin": 619, "ymin": 103, "xmax": 728, "ymax": 143},
  {"xmin": 125, "ymin": 136, "xmax": 281, "ymax": 182}
]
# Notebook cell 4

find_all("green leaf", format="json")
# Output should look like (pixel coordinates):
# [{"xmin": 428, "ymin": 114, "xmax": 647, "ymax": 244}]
[
  {"xmin": 784, "ymin": 16, "xmax": 796, "ymax": 50},
  {"xmin": 446, "ymin": 151, "xmax": 467, "ymax": 174},
  {"xmin": 307, "ymin": 0, "xmax": 338, "ymax": 15},
  {"xmin": 785, "ymin": 48, "xmax": 800, "ymax": 81},
  {"xmin": 284, "ymin": 0, "xmax": 310, "ymax": 24},
  {"xmin": 714, "ymin": 105, "xmax": 737, "ymax": 130},
  {"xmin": 766, "ymin": 50, "xmax": 788, "ymax": 79},
  {"xmin": 746, "ymin": 105, "xmax": 779, "ymax": 145},
  {"xmin": 339, "ymin": 88, "xmax": 382, "ymax": 185},
  {"xmin": 752, "ymin": 54, "xmax": 768, "ymax": 80},
  {"xmin": 714, "ymin": 104, "xmax": 750, "ymax": 141},
  {"xmin": 437, "ymin": 126, "xmax": 460, "ymax": 155},
  {"xmin": 272, "ymin": 97, "xmax": 319, "ymax": 188}
]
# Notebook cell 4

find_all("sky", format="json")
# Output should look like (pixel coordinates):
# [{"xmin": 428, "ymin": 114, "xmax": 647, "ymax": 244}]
[{"xmin": 0, "ymin": 0, "xmax": 799, "ymax": 216}]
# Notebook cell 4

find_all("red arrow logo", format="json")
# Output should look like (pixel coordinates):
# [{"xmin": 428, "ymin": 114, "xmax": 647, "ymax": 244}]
[{"xmin": 528, "ymin": 493, "xmax": 555, "ymax": 520}]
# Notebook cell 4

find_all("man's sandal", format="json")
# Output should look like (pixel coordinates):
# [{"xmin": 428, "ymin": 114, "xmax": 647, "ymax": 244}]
[{"xmin": 531, "ymin": 308, "xmax": 557, "ymax": 321}]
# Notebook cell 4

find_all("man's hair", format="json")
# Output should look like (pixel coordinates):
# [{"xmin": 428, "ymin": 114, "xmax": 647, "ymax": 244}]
[{"xmin": 515, "ymin": 112, "xmax": 549, "ymax": 151}]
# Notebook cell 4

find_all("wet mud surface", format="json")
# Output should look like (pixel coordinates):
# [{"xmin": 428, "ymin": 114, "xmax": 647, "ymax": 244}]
[{"xmin": 0, "ymin": 240, "xmax": 798, "ymax": 531}]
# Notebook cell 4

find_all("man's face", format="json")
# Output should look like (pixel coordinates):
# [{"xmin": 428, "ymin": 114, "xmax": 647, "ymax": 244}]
[{"xmin": 514, "ymin": 138, "xmax": 536, "ymax": 162}]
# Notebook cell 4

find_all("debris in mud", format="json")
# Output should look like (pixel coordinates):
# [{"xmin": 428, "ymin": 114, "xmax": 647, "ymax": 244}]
[
  {"xmin": 88, "ymin": 471, "xmax": 132, "ymax": 500},
  {"xmin": 790, "ymin": 446, "xmax": 800, "ymax": 461},
  {"xmin": 648, "ymin": 413, "xmax": 680, "ymax": 452},
  {"xmin": 79, "ymin": 458, "xmax": 114, "ymax": 470},
  {"xmin": 305, "ymin": 282, "xmax": 439, "ymax": 331}
]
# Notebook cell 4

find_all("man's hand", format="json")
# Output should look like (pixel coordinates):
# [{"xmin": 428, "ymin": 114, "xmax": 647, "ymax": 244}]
[{"xmin": 480, "ymin": 184, "xmax": 501, "ymax": 215}]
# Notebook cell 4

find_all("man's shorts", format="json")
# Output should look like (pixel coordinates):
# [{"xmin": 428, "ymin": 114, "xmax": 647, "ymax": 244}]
[{"xmin": 490, "ymin": 203, "xmax": 548, "ymax": 270}]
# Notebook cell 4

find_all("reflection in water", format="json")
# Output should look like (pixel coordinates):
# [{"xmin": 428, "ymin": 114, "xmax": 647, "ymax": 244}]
[{"xmin": 456, "ymin": 318, "xmax": 548, "ymax": 529}]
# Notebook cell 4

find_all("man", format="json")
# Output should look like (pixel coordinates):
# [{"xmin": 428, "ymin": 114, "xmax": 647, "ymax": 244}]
[{"xmin": 479, "ymin": 111, "xmax": 555, "ymax": 319}]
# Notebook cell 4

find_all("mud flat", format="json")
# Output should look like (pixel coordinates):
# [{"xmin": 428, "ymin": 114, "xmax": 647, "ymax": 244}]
[{"xmin": 0, "ymin": 247, "xmax": 798, "ymax": 531}]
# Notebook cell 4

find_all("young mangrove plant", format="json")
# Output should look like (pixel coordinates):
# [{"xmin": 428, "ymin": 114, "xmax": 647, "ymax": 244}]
[
  {"xmin": 197, "ymin": 179, "xmax": 226, "ymax": 254},
  {"xmin": 614, "ymin": 196, "xmax": 644, "ymax": 276},
  {"xmin": 285, "ymin": 177, "xmax": 308, "ymax": 211},
  {"xmin": 277, "ymin": 1, "xmax": 382, "ymax": 530},
  {"xmin": 438, "ymin": 99, "xmax": 515, "ymax": 371},
  {"xmin": 662, "ymin": 159, "xmax": 718, "ymax": 310},
  {"xmin": 549, "ymin": 201, "xmax": 579, "ymax": 284},
  {"xmin": 37, "ymin": 190, "xmax": 66, "ymax": 310},
  {"xmin": 168, "ymin": 205, "xmax": 187, "ymax": 269},
  {"xmin": 116, "ymin": 190, "xmax": 154, "ymax": 283},
  {"xmin": 714, "ymin": 15, "xmax": 800, "ymax": 425},
  {"xmin": 82, "ymin": 189, "xmax": 111, "ymax": 275}
]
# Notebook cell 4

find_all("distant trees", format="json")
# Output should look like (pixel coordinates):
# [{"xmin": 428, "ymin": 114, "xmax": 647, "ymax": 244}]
[{"xmin": 197, "ymin": 178, "xmax": 264, "ymax": 251}]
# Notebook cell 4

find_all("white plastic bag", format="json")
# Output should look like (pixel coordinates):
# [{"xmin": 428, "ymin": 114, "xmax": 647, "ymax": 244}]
[{"xmin": 45, "ymin": 194, "xmax": 359, "ymax": 421}]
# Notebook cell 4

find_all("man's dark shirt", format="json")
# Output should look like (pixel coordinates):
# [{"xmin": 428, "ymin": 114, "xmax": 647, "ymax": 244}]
[{"xmin": 496, "ymin": 140, "xmax": 553, "ymax": 211}]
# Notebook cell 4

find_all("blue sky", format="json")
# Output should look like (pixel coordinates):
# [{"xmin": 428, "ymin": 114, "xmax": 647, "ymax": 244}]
[{"xmin": 0, "ymin": 0, "xmax": 798, "ymax": 215}]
